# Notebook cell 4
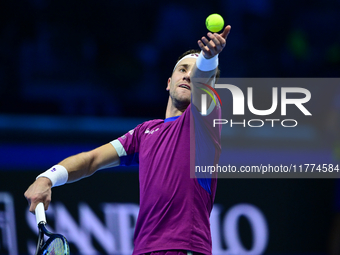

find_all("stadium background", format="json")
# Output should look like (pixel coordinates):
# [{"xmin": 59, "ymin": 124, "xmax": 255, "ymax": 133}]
[{"xmin": 0, "ymin": 0, "xmax": 340, "ymax": 254}]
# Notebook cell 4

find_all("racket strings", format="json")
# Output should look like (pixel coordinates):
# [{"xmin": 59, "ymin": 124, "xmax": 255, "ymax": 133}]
[{"xmin": 45, "ymin": 237, "xmax": 69, "ymax": 255}]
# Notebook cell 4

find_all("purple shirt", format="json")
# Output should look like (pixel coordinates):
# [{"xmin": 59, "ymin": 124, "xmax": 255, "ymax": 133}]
[{"xmin": 111, "ymin": 104, "xmax": 221, "ymax": 254}]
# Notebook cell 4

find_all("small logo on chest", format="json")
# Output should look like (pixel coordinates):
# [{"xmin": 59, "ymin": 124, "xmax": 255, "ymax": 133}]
[{"xmin": 145, "ymin": 128, "xmax": 159, "ymax": 135}]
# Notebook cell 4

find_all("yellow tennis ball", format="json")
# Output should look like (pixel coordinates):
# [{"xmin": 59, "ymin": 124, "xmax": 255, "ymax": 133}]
[{"xmin": 205, "ymin": 14, "xmax": 224, "ymax": 33}]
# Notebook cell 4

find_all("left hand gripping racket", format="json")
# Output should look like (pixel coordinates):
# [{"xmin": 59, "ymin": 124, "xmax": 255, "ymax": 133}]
[{"xmin": 34, "ymin": 203, "xmax": 70, "ymax": 255}]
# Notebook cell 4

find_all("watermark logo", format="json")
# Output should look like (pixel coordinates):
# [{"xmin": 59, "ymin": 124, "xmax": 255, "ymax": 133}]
[
  {"xmin": 198, "ymin": 82, "xmax": 222, "ymax": 115},
  {"xmin": 197, "ymin": 78, "xmax": 313, "ymax": 128}
]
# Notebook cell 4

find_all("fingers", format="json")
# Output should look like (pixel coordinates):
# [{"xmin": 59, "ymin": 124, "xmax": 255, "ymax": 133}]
[
  {"xmin": 26, "ymin": 196, "xmax": 51, "ymax": 213},
  {"xmin": 24, "ymin": 178, "xmax": 52, "ymax": 213},
  {"xmin": 209, "ymin": 32, "xmax": 224, "ymax": 51},
  {"xmin": 220, "ymin": 25, "xmax": 231, "ymax": 40},
  {"xmin": 197, "ymin": 25, "xmax": 231, "ymax": 59},
  {"xmin": 27, "ymin": 198, "xmax": 51, "ymax": 213},
  {"xmin": 199, "ymin": 34, "xmax": 218, "ymax": 58},
  {"xmin": 28, "ymin": 201, "xmax": 39, "ymax": 214},
  {"xmin": 197, "ymin": 39, "xmax": 210, "ymax": 58},
  {"xmin": 198, "ymin": 34, "xmax": 218, "ymax": 58}
]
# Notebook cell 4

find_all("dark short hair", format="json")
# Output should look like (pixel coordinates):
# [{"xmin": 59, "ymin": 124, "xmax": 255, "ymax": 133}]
[{"xmin": 174, "ymin": 49, "xmax": 221, "ymax": 79}]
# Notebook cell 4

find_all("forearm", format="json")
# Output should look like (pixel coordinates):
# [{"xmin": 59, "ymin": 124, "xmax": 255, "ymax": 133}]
[
  {"xmin": 192, "ymin": 25, "xmax": 230, "ymax": 110},
  {"xmin": 191, "ymin": 53, "xmax": 219, "ymax": 110},
  {"xmin": 58, "ymin": 151, "xmax": 96, "ymax": 183},
  {"xmin": 40, "ymin": 143, "xmax": 119, "ymax": 185},
  {"xmin": 25, "ymin": 143, "xmax": 119, "ymax": 212},
  {"xmin": 35, "ymin": 151, "xmax": 96, "ymax": 188},
  {"xmin": 191, "ymin": 65, "xmax": 217, "ymax": 88}
]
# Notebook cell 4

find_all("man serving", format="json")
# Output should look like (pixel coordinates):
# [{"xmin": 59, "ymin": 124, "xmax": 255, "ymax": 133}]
[{"xmin": 25, "ymin": 25, "xmax": 231, "ymax": 255}]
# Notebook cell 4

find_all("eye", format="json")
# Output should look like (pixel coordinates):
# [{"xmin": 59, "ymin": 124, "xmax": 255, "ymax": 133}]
[{"xmin": 179, "ymin": 68, "xmax": 186, "ymax": 73}]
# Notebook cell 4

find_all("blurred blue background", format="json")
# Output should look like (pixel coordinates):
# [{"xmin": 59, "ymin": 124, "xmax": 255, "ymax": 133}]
[
  {"xmin": 1, "ymin": 0, "xmax": 340, "ymax": 254},
  {"xmin": 1, "ymin": 0, "xmax": 339, "ymax": 119}
]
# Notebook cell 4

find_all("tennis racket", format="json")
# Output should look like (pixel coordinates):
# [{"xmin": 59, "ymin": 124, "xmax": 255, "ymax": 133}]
[{"xmin": 34, "ymin": 202, "xmax": 70, "ymax": 255}]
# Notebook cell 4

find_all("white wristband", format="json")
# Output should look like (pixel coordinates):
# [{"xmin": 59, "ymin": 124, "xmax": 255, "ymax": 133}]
[
  {"xmin": 36, "ymin": 165, "xmax": 68, "ymax": 187},
  {"xmin": 196, "ymin": 51, "xmax": 219, "ymax": 71}
]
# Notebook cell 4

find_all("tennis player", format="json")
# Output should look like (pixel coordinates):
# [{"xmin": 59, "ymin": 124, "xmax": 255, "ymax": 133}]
[{"xmin": 25, "ymin": 25, "xmax": 231, "ymax": 255}]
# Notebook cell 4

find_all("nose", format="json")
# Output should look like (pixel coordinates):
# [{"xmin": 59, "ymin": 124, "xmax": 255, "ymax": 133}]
[{"xmin": 183, "ymin": 71, "xmax": 191, "ymax": 82}]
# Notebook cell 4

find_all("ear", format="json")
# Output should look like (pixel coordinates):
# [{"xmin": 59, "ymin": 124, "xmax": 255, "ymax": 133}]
[{"xmin": 166, "ymin": 77, "xmax": 171, "ymax": 91}]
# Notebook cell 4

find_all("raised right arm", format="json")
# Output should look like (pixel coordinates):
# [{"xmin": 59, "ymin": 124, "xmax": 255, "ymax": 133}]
[{"xmin": 24, "ymin": 143, "xmax": 119, "ymax": 212}]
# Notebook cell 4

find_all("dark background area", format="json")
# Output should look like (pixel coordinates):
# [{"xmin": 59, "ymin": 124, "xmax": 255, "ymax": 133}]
[{"xmin": 1, "ymin": 0, "xmax": 339, "ymax": 119}]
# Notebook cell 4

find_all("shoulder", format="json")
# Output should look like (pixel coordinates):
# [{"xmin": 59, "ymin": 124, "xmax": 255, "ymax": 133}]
[
  {"xmin": 133, "ymin": 119, "xmax": 164, "ymax": 133},
  {"xmin": 141, "ymin": 119, "xmax": 164, "ymax": 127}
]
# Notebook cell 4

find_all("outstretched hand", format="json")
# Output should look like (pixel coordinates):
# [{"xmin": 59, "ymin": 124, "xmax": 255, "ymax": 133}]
[{"xmin": 198, "ymin": 25, "xmax": 231, "ymax": 59}]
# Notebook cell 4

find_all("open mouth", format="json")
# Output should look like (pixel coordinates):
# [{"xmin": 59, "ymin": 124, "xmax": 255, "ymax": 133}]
[{"xmin": 179, "ymin": 84, "xmax": 191, "ymax": 90}]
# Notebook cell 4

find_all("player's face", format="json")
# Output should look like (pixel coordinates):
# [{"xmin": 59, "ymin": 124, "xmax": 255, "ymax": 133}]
[{"xmin": 167, "ymin": 58, "xmax": 196, "ymax": 108}]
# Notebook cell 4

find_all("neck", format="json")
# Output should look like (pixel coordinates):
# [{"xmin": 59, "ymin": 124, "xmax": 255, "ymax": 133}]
[{"xmin": 165, "ymin": 96, "xmax": 187, "ymax": 119}]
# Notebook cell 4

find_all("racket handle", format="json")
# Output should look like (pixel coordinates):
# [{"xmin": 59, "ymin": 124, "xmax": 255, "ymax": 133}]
[{"xmin": 35, "ymin": 202, "xmax": 47, "ymax": 225}]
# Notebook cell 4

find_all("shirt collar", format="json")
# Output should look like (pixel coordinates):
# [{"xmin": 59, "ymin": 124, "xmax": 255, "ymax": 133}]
[{"xmin": 164, "ymin": 116, "xmax": 180, "ymax": 123}]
